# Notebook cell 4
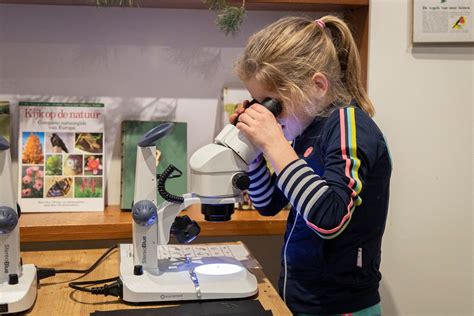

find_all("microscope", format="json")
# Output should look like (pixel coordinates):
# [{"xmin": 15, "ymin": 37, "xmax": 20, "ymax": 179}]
[
  {"xmin": 0, "ymin": 136, "xmax": 37, "ymax": 314},
  {"xmin": 119, "ymin": 98, "xmax": 282, "ymax": 303}
]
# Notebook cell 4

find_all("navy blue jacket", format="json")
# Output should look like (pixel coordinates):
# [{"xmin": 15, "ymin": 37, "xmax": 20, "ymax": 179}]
[{"xmin": 247, "ymin": 106, "xmax": 392, "ymax": 314}]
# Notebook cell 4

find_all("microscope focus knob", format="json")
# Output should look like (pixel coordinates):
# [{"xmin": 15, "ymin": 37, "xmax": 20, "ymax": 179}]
[
  {"xmin": 132, "ymin": 200, "xmax": 157, "ymax": 226},
  {"xmin": 232, "ymin": 172, "xmax": 250, "ymax": 191},
  {"xmin": 0, "ymin": 206, "xmax": 18, "ymax": 234}
]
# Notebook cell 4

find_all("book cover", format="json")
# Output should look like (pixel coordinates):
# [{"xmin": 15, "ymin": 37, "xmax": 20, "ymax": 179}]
[
  {"xmin": 120, "ymin": 121, "xmax": 187, "ymax": 210},
  {"xmin": 0, "ymin": 101, "xmax": 9, "ymax": 141},
  {"xmin": 18, "ymin": 102, "xmax": 105, "ymax": 212},
  {"xmin": 221, "ymin": 87, "xmax": 252, "ymax": 127}
]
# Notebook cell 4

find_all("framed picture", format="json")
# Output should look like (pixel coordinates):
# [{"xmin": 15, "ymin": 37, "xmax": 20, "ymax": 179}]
[{"xmin": 413, "ymin": 0, "xmax": 473, "ymax": 43}]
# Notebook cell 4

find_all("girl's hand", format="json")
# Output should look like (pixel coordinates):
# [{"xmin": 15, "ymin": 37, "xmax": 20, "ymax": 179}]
[
  {"xmin": 236, "ymin": 103, "xmax": 298, "ymax": 174},
  {"xmin": 228, "ymin": 100, "xmax": 249, "ymax": 124}
]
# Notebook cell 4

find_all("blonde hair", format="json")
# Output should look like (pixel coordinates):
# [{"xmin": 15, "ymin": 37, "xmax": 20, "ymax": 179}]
[{"xmin": 235, "ymin": 15, "xmax": 375, "ymax": 117}]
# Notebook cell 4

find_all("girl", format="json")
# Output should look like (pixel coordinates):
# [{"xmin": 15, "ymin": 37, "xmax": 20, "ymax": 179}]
[{"xmin": 231, "ymin": 16, "xmax": 391, "ymax": 315}]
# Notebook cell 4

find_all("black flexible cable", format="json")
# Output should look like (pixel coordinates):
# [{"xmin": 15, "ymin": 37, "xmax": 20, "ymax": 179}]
[
  {"xmin": 158, "ymin": 164, "xmax": 184, "ymax": 203},
  {"xmin": 36, "ymin": 244, "xmax": 117, "ymax": 281},
  {"xmin": 69, "ymin": 276, "xmax": 120, "ymax": 291},
  {"xmin": 54, "ymin": 244, "xmax": 117, "ymax": 274},
  {"xmin": 69, "ymin": 277, "xmax": 122, "ymax": 297}
]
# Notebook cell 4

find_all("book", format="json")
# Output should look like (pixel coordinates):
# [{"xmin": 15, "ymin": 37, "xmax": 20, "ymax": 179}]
[
  {"xmin": 18, "ymin": 102, "xmax": 105, "ymax": 212},
  {"xmin": 221, "ymin": 87, "xmax": 252, "ymax": 128},
  {"xmin": 120, "ymin": 121, "xmax": 187, "ymax": 211},
  {"xmin": 0, "ymin": 101, "xmax": 9, "ymax": 141}
]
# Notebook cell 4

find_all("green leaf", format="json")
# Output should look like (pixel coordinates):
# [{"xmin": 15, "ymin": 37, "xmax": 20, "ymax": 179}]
[
  {"xmin": 202, "ymin": 0, "xmax": 227, "ymax": 11},
  {"xmin": 216, "ymin": 6, "xmax": 246, "ymax": 36}
]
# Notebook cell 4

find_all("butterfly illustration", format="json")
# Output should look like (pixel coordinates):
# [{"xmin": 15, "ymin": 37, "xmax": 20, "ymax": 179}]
[{"xmin": 47, "ymin": 177, "xmax": 72, "ymax": 198}]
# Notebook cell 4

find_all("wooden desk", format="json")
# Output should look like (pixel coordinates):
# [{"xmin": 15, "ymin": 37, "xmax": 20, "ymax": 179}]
[
  {"xmin": 20, "ymin": 205, "xmax": 289, "ymax": 242},
  {"xmin": 21, "ymin": 246, "xmax": 291, "ymax": 315}
]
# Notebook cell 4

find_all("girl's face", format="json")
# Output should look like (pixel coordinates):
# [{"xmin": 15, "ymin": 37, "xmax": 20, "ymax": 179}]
[{"xmin": 243, "ymin": 77, "xmax": 314, "ymax": 141}]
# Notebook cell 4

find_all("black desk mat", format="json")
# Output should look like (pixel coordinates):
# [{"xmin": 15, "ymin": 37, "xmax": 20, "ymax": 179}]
[{"xmin": 91, "ymin": 300, "xmax": 273, "ymax": 315}]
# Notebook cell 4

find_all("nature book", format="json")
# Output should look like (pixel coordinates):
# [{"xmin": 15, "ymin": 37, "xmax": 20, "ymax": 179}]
[
  {"xmin": 18, "ymin": 102, "xmax": 105, "ymax": 212},
  {"xmin": 120, "ymin": 121, "xmax": 187, "ymax": 211}
]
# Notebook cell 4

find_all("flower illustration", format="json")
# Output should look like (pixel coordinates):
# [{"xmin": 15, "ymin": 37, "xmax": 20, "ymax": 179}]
[
  {"xmin": 85, "ymin": 156, "xmax": 102, "ymax": 175},
  {"xmin": 21, "ymin": 166, "xmax": 44, "ymax": 198},
  {"xmin": 33, "ymin": 180, "xmax": 43, "ymax": 191},
  {"xmin": 81, "ymin": 177, "xmax": 88, "ymax": 192},
  {"xmin": 75, "ymin": 177, "xmax": 102, "ymax": 198},
  {"xmin": 23, "ymin": 175, "xmax": 32, "ymax": 185},
  {"xmin": 26, "ymin": 167, "xmax": 34, "ymax": 176},
  {"xmin": 90, "ymin": 178, "xmax": 97, "ymax": 193}
]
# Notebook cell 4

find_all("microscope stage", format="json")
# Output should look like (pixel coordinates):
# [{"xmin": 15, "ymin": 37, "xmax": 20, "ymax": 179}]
[{"xmin": 119, "ymin": 244, "xmax": 258, "ymax": 303}]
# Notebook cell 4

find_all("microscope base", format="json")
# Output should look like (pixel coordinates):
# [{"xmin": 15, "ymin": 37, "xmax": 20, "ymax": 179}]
[
  {"xmin": 119, "ymin": 244, "xmax": 258, "ymax": 303},
  {"xmin": 0, "ymin": 264, "xmax": 37, "ymax": 314}
]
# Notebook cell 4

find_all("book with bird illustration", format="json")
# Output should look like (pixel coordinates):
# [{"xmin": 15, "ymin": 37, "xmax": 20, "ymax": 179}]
[
  {"xmin": 18, "ymin": 102, "xmax": 105, "ymax": 212},
  {"xmin": 120, "ymin": 121, "xmax": 187, "ymax": 211}
]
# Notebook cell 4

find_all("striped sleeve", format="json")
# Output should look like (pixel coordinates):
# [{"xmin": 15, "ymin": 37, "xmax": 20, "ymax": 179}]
[
  {"xmin": 247, "ymin": 157, "xmax": 275, "ymax": 208},
  {"xmin": 276, "ymin": 107, "xmax": 367, "ymax": 239},
  {"xmin": 247, "ymin": 157, "xmax": 289, "ymax": 216}
]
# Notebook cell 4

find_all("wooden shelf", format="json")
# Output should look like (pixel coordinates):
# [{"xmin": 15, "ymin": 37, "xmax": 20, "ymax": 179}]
[
  {"xmin": 19, "ymin": 205, "xmax": 288, "ymax": 242},
  {"xmin": 0, "ymin": 0, "xmax": 368, "ymax": 11}
]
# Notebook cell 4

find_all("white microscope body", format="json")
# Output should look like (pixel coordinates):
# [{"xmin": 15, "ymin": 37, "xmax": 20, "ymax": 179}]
[
  {"xmin": 119, "ymin": 122, "xmax": 262, "ymax": 303},
  {"xmin": 0, "ymin": 136, "xmax": 37, "ymax": 314}
]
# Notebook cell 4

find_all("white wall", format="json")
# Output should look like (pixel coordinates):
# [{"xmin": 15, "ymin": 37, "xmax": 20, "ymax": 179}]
[{"xmin": 368, "ymin": 0, "xmax": 473, "ymax": 315}]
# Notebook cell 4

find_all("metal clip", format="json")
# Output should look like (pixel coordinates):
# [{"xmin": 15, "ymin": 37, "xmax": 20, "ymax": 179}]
[{"xmin": 186, "ymin": 256, "xmax": 201, "ymax": 299}]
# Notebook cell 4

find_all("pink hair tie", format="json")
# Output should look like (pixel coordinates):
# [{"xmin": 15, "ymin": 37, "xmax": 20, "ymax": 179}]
[{"xmin": 314, "ymin": 19, "xmax": 325, "ymax": 29}]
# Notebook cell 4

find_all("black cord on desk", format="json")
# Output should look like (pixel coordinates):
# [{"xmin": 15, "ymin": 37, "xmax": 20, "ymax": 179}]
[
  {"xmin": 69, "ymin": 276, "xmax": 123, "ymax": 297},
  {"xmin": 36, "ymin": 244, "xmax": 118, "ymax": 281}
]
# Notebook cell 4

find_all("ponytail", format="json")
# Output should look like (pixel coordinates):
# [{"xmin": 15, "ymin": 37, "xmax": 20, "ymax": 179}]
[
  {"xmin": 321, "ymin": 16, "xmax": 375, "ymax": 116},
  {"xmin": 236, "ymin": 16, "xmax": 375, "ymax": 118}
]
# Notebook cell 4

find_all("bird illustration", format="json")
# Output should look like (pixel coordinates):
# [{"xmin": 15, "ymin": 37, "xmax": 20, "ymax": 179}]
[
  {"xmin": 452, "ymin": 16, "xmax": 465, "ymax": 30},
  {"xmin": 50, "ymin": 133, "xmax": 68, "ymax": 153}
]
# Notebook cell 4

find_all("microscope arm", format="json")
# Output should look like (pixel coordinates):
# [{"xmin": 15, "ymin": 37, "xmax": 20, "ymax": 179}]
[
  {"xmin": 0, "ymin": 140, "xmax": 21, "ymax": 284},
  {"xmin": 130, "ymin": 123, "xmax": 245, "ymax": 274}
]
